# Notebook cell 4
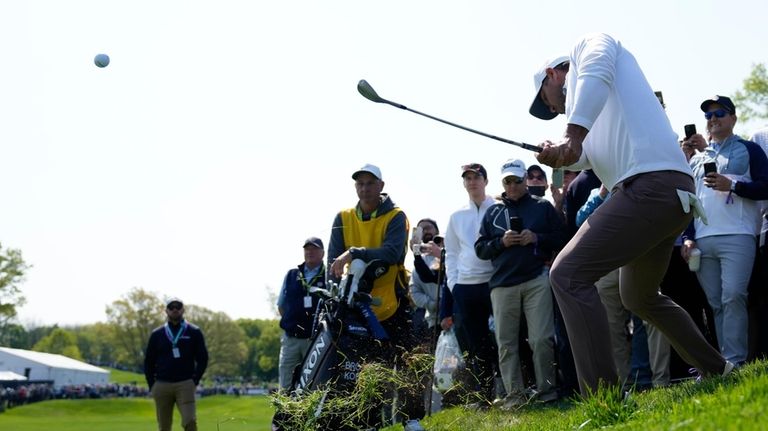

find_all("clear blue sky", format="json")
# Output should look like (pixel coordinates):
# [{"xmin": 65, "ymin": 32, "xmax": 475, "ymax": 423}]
[{"xmin": 2, "ymin": 0, "xmax": 767, "ymax": 326}]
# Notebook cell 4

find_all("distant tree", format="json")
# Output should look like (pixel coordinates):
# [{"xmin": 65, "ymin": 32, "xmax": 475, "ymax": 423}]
[
  {"xmin": 33, "ymin": 327, "xmax": 83, "ymax": 360},
  {"xmin": 265, "ymin": 284, "xmax": 280, "ymax": 317},
  {"xmin": 0, "ymin": 243, "xmax": 31, "ymax": 342},
  {"xmin": 25, "ymin": 325, "xmax": 58, "ymax": 350},
  {"xmin": 185, "ymin": 306, "xmax": 247, "ymax": 379},
  {"xmin": 733, "ymin": 63, "xmax": 768, "ymax": 124},
  {"xmin": 237, "ymin": 318, "xmax": 280, "ymax": 382},
  {"xmin": 254, "ymin": 321, "xmax": 280, "ymax": 381},
  {"xmin": 72, "ymin": 322, "xmax": 118, "ymax": 365},
  {"xmin": 1, "ymin": 323, "xmax": 28, "ymax": 348},
  {"xmin": 105, "ymin": 288, "xmax": 164, "ymax": 370}
]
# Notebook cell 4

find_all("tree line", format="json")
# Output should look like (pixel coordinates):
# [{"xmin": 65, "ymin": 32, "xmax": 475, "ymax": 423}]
[{"xmin": 1, "ymin": 286, "xmax": 281, "ymax": 385}]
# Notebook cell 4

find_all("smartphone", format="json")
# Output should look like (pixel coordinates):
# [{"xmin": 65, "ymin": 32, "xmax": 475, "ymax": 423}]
[
  {"xmin": 684, "ymin": 124, "xmax": 697, "ymax": 140},
  {"xmin": 509, "ymin": 216, "xmax": 523, "ymax": 232},
  {"xmin": 551, "ymin": 168, "xmax": 564, "ymax": 188},
  {"xmin": 703, "ymin": 162, "xmax": 717, "ymax": 175},
  {"xmin": 411, "ymin": 226, "xmax": 423, "ymax": 245}
]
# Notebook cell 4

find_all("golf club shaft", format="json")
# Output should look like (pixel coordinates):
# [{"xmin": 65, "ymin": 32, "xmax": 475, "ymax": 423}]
[
  {"xmin": 392, "ymin": 102, "xmax": 542, "ymax": 153},
  {"xmin": 358, "ymin": 80, "xmax": 541, "ymax": 153}
]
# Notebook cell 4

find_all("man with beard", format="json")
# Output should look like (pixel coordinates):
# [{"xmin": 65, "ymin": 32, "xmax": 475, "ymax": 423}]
[{"xmin": 529, "ymin": 33, "xmax": 732, "ymax": 394}]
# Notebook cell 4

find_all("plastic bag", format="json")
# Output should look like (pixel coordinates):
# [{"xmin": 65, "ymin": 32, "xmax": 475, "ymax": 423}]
[{"xmin": 433, "ymin": 328, "xmax": 464, "ymax": 392}]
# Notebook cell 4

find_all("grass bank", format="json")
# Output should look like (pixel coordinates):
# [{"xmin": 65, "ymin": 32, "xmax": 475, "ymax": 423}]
[{"xmin": 383, "ymin": 359, "xmax": 768, "ymax": 430}]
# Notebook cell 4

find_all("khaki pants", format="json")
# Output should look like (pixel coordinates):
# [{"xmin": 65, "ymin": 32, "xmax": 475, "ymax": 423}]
[
  {"xmin": 490, "ymin": 273, "xmax": 555, "ymax": 397},
  {"xmin": 279, "ymin": 334, "xmax": 312, "ymax": 390},
  {"xmin": 594, "ymin": 269, "xmax": 631, "ymax": 381},
  {"xmin": 152, "ymin": 379, "xmax": 197, "ymax": 431},
  {"xmin": 645, "ymin": 321, "xmax": 671, "ymax": 386},
  {"xmin": 550, "ymin": 171, "xmax": 725, "ymax": 395}
]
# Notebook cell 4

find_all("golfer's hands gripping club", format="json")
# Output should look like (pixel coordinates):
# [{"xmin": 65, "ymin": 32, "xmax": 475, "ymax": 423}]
[{"xmin": 537, "ymin": 124, "xmax": 588, "ymax": 168}]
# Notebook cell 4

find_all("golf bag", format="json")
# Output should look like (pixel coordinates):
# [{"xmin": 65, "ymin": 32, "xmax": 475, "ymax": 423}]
[{"xmin": 272, "ymin": 259, "xmax": 390, "ymax": 430}]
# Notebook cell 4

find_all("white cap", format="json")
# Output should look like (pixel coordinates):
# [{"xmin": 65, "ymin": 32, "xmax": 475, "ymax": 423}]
[
  {"xmin": 352, "ymin": 163, "xmax": 382, "ymax": 180},
  {"xmin": 501, "ymin": 159, "xmax": 527, "ymax": 179},
  {"xmin": 529, "ymin": 55, "xmax": 570, "ymax": 120}
]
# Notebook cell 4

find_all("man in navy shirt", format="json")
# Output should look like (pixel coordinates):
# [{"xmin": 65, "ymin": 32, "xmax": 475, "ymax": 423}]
[
  {"xmin": 276, "ymin": 237, "xmax": 325, "ymax": 391},
  {"xmin": 145, "ymin": 297, "xmax": 208, "ymax": 431}
]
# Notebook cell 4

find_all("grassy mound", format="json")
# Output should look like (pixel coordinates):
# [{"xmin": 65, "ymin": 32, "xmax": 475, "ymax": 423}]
[{"xmin": 381, "ymin": 359, "xmax": 768, "ymax": 430}]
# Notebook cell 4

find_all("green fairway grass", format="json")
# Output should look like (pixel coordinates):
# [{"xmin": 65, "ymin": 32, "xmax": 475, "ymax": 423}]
[
  {"xmin": 105, "ymin": 367, "xmax": 146, "ymax": 385},
  {"xmin": 0, "ymin": 395, "xmax": 274, "ymax": 431}
]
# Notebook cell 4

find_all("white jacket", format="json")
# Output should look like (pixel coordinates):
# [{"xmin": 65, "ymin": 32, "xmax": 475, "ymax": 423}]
[{"xmin": 444, "ymin": 195, "xmax": 496, "ymax": 291}]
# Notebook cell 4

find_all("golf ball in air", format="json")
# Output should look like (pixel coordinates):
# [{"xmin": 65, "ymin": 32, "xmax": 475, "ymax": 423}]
[{"xmin": 94, "ymin": 53, "xmax": 110, "ymax": 68}]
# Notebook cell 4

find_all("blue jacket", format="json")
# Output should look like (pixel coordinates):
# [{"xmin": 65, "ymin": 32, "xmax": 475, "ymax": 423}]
[
  {"xmin": 279, "ymin": 263, "xmax": 325, "ymax": 338},
  {"xmin": 475, "ymin": 193, "xmax": 567, "ymax": 289}
]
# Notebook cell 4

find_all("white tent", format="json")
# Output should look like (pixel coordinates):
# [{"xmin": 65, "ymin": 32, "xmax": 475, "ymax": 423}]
[
  {"xmin": 0, "ymin": 370, "xmax": 27, "ymax": 381},
  {"xmin": 0, "ymin": 347, "xmax": 109, "ymax": 388}
]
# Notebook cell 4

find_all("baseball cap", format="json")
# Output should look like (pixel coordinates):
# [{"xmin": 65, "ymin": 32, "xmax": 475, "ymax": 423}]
[
  {"xmin": 527, "ymin": 164, "xmax": 547, "ymax": 180},
  {"xmin": 700, "ymin": 95, "xmax": 736, "ymax": 114},
  {"xmin": 461, "ymin": 163, "xmax": 487, "ymax": 178},
  {"xmin": 529, "ymin": 55, "xmax": 570, "ymax": 120},
  {"xmin": 303, "ymin": 237, "xmax": 324, "ymax": 249},
  {"xmin": 352, "ymin": 163, "xmax": 382, "ymax": 180},
  {"xmin": 166, "ymin": 297, "xmax": 184, "ymax": 308},
  {"xmin": 501, "ymin": 159, "xmax": 527, "ymax": 179}
]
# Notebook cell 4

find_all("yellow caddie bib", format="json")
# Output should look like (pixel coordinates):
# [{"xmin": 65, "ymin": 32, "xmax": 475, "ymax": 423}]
[{"xmin": 339, "ymin": 207, "xmax": 409, "ymax": 321}]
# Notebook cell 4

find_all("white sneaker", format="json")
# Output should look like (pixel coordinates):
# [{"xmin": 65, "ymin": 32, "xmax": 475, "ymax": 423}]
[{"xmin": 403, "ymin": 419, "xmax": 426, "ymax": 431}]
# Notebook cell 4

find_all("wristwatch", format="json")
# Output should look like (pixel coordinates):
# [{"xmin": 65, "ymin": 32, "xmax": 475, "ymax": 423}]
[{"xmin": 730, "ymin": 180, "xmax": 737, "ymax": 192}]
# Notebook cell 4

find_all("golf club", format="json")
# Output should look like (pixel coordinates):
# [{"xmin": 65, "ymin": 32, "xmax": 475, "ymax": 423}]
[{"xmin": 357, "ymin": 79, "xmax": 542, "ymax": 153}]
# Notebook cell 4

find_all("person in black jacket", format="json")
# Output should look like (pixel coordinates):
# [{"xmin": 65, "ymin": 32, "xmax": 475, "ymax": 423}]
[
  {"xmin": 145, "ymin": 297, "xmax": 208, "ymax": 431},
  {"xmin": 276, "ymin": 237, "xmax": 325, "ymax": 391},
  {"xmin": 475, "ymin": 159, "xmax": 567, "ymax": 409}
]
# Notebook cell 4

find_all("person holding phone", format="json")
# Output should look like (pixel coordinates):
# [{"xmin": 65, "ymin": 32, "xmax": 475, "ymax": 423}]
[
  {"xmin": 409, "ymin": 218, "xmax": 444, "ymax": 334},
  {"xmin": 475, "ymin": 159, "xmax": 568, "ymax": 409},
  {"xmin": 682, "ymin": 95, "xmax": 768, "ymax": 367},
  {"xmin": 680, "ymin": 125, "xmax": 707, "ymax": 161},
  {"xmin": 528, "ymin": 33, "xmax": 734, "ymax": 395}
]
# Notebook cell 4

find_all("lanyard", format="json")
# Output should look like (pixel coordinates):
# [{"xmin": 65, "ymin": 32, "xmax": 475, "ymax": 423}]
[
  {"xmin": 299, "ymin": 266, "xmax": 324, "ymax": 292},
  {"xmin": 164, "ymin": 321, "xmax": 188, "ymax": 347}
]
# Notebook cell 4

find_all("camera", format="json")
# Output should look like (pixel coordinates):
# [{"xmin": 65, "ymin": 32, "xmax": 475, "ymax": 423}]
[{"xmin": 433, "ymin": 235, "xmax": 444, "ymax": 246}]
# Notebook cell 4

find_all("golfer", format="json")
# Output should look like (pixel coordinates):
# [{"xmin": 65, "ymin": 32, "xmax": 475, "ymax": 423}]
[{"xmin": 529, "ymin": 32, "xmax": 732, "ymax": 394}]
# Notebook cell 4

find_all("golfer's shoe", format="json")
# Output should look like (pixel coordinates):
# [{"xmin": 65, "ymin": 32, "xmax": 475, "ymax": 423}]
[{"xmin": 691, "ymin": 360, "xmax": 737, "ymax": 383}]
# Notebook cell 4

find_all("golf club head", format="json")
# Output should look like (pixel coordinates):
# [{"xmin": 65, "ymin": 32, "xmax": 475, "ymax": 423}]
[{"xmin": 357, "ymin": 79, "xmax": 385, "ymax": 103}]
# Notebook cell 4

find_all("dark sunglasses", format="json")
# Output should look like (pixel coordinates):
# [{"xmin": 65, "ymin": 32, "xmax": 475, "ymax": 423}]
[
  {"xmin": 503, "ymin": 176, "xmax": 524, "ymax": 185},
  {"xmin": 167, "ymin": 304, "xmax": 183, "ymax": 311},
  {"xmin": 704, "ymin": 109, "xmax": 729, "ymax": 120}
]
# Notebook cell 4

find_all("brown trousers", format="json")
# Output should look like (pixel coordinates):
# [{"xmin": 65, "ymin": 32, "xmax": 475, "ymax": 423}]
[
  {"xmin": 152, "ymin": 379, "xmax": 198, "ymax": 431},
  {"xmin": 550, "ymin": 170, "xmax": 725, "ymax": 395}
]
